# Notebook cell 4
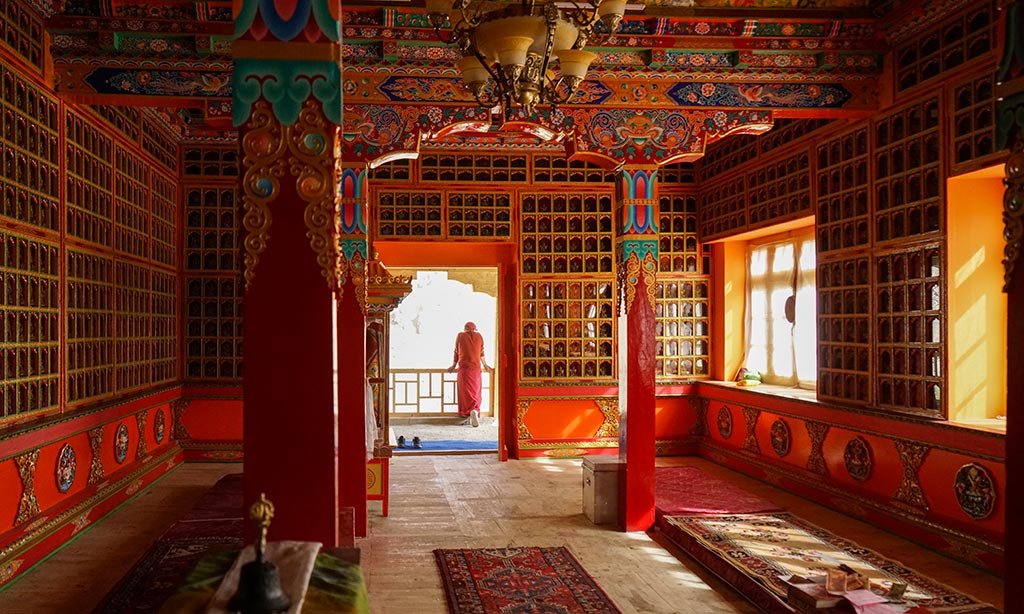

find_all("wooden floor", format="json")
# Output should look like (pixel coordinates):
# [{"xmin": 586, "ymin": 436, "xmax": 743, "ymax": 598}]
[{"xmin": 0, "ymin": 456, "xmax": 1004, "ymax": 614}]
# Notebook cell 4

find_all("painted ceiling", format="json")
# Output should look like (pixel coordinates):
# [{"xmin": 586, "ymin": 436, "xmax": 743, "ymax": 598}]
[{"xmin": 37, "ymin": 0, "xmax": 933, "ymax": 140}]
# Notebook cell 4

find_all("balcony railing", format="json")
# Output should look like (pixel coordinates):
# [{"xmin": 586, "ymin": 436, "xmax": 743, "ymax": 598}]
[{"xmin": 389, "ymin": 368, "xmax": 494, "ymax": 417}]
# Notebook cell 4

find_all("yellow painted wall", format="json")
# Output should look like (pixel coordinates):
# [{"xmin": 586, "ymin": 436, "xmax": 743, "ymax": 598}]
[
  {"xmin": 946, "ymin": 167, "xmax": 1007, "ymax": 422},
  {"xmin": 711, "ymin": 241, "xmax": 747, "ymax": 381}
]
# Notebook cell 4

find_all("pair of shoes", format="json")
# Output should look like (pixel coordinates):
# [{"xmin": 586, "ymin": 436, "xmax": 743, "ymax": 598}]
[
  {"xmin": 396, "ymin": 435, "xmax": 406, "ymax": 448},
  {"xmin": 470, "ymin": 410, "xmax": 480, "ymax": 428},
  {"xmin": 459, "ymin": 417, "xmax": 471, "ymax": 426},
  {"xmin": 412, "ymin": 436, "xmax": 422, "ymax": 449}
]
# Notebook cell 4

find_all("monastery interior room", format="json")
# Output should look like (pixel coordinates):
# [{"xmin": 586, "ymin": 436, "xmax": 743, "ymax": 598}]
[{"xmin": 0, "ymin": 0, "xmax": 1020, "ymax": 612}]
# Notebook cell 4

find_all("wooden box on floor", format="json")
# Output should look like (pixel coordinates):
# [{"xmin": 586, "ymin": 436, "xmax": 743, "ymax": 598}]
[{"xmin": 582, "ymin": 456, "xmax": 623, "ymax": 525}]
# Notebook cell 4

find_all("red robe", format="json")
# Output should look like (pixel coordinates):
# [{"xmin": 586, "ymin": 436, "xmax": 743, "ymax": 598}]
[{"xmin": 454, "ymin": 330, "xmax": 485, "ymax": 417}]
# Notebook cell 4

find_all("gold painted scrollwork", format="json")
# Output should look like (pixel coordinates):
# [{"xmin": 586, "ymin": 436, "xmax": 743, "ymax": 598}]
[
  {"xmin": 339, "ymin": 249, "xmax": 368, "ymax": 313},
  {"xmin": 291, "ymin": 102, "xmax": 343, "ymax": 292},
  {"xmin": 135, "ymin": 411, "xmax": 149, "ymax": 460},
  {"xmin": 516, "ymin": 400, "xmax": 533, "ymax": 440},
  {"xmin": 642, "ymin": 250, "xmax": 657, "ymax": 312},
  {"xmin": 688, "ymin": 395, "xmax": 709, "ymax": 437},
  {"xmin": 622, "ymin": 251, "xmax": 641, "ymax": 314},
  {"xmin": 14, "ymin": 450, "xmax": 41, "ymax": 525},
  {"xmin": 171, "ymin": 399, "xmax": 192, "ymax": 441},
  {"xmin": 621, "ymin": 250, "xmax": 657, "ymax": 314},
  {"xmin": 593, "ymin": 398, "xmax": 619, "ymax": 438},
  {"xmin": 87, "ymin": 426, "xmax": 105, "ymax": 485},
  {"xmin": 892, "ymin": 439, "xmax": 930, "ymax": 512},
  {"xmin": 241, "ymin": 100, "xmax": 344, "ymax": 291},
  {"xmin": 741, "ymin": 407, "xmax": 760, "ymax": 454},
  {"xmin": 805, "ymin": 420, "xmax": 830, "ymax": 476},
  {"xmin": 1004, "ymin": 138, "xmax": 1024, "ymax": 291},
  {"xmin": 241, "ymin": 101, "xmax": 287, "ymax": 290}
]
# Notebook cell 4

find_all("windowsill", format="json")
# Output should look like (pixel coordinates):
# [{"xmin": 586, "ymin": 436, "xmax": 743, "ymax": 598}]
[
  {"xmin": 701, "ymin": 380, "xmax": 821, "ymax": 403},
  {"xmin": 946, "ymin": 417, "xmax": 1006, "ymax": 434},
  {"xmin": 697, "ymin": 381, "xmax": 1006, "ymax": 436}
]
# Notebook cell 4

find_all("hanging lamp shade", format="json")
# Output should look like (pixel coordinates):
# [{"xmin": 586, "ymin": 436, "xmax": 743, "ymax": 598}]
[
  {"xmin": 555, "ymin": 48, "xmax": 597, "ymax": 79},
  {"xmin": 457, "ymin": 55, "xmax": 491, "ymax": 86}
]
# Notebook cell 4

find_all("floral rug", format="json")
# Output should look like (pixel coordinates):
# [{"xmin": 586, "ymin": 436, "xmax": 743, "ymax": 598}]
[
  {"xmin": 434, "ymin": 546, "xmax": 621, "ymax": 614},
  {"xmin": 661, "ymin": 512, "xmax": 1000, "ymax": 614}
]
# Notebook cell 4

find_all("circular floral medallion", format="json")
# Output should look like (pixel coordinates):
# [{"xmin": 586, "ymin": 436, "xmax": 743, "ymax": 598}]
[
  {"xmin": 717, "ymin": 406, "xmax": 733, "ymax": 439},
  {"xmin": 843, "ymin": 436, "xmax": 872, "ymax": 482},
  {"xmin": 769, "ymin": 419, "xmax": 791, "ymax": 457},
  {"xmin": 56, "ymin": 443, "xmax": 76, "ymax": 494},
  {"xmin": 114, "ymin": 423, "xmax": 129, "ymax": 464},
  {"xmin": 154, "ymin": 409, "xmax": 165, "ymax": 444},
  {"xmin": 954, "ymin": 462, "xmax": 996, "ymax": 520}
]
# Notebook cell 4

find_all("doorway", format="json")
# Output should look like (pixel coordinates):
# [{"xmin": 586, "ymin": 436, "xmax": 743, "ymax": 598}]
[{"xmin": 387, "ymin": 268, "xmax": 500, "ymax": 454}]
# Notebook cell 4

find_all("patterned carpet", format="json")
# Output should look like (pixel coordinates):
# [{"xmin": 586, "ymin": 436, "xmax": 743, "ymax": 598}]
[
  {"xmin": 655, "ymin": 466, "xmax": 783, "ymax": 518},
  {"xmin": 93, "ymin": 474, "xmax": 244, "ymax": 614},
  {"xmin": 661, "ymin": 512, "xmax": 1000, "ymax": 614},
  {"xmin": 434, "ymin": 546, "xmax": 622, "ymax": 614}
]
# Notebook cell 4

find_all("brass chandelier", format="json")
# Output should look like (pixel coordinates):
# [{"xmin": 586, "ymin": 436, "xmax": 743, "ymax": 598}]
[{"xmin": 425, "ymin": 0, "xmax": 627, "ymax": 115}]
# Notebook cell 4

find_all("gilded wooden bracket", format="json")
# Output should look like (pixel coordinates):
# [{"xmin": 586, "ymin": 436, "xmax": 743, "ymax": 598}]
[
  {"xmin": 593, "ymin": 398, "xmax": 620, "ymax": 438},
  {"xmin": 241, "ymin": 100, "xmax": 343, "ymax": 292}
]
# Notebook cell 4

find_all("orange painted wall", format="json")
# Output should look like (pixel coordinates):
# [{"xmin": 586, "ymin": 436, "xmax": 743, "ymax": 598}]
[
  {"xmin": 0, "ymin": 459, "xmax": 20, "ymax": 535},
  {"xmin": 515, "ymin": 393, "xmax": 694, "ymax": 443},
  {"xmin": 521, "ymin": 399, "xmax": 607, "ymax": 440},
  {"xmin": 655, "ymin": 396, "xmax": 694, "ymax": 439}
]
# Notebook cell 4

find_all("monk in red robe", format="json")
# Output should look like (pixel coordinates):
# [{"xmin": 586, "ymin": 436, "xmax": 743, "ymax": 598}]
[{"xmin": 447, "ymin": 321, "xmax": 491, "ymax": 427}]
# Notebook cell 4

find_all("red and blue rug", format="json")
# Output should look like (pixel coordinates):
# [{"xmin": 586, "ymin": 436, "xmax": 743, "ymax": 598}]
[{"xmin": 434, "ymin": 546, "xmax": 621, "ymax": 614}]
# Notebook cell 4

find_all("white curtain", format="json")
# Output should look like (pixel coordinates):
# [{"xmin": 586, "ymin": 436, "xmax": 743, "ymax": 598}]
[{"xmin": 745, "ymin": 232, "xmax": 817, "ymax": 388}]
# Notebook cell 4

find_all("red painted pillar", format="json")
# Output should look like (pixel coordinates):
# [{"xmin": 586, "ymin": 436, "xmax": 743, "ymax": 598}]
[
  {"xmin": 615, "ymin": 167, "xmax": 659, "ymax": 531},
  {"xmin": 238, "ymin": 104, "xmax": 344, "ymax": 545},
  {"xmin": 337, "ymin": 165, "xmax": 370, "ymax": 538},
  {"xmin": 235, "ymin": 1, "xmax": 345, "ymax": 546}
]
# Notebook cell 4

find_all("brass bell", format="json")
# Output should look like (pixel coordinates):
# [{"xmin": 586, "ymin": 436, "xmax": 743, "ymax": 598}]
[
  {"xmin": 227, "ymin": 558, "xmax": 291, "ymax": 614},
  {"xmin": 228, "ymin": 494, "xmax": 292, "ymax": 614}
]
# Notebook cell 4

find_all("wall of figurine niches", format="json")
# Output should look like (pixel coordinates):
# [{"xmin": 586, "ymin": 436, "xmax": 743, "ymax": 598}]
[
  {"xmin": 371, "ymin": 154, "xmax": 713, "ymax": 385},
  {"xmin": 696, "ymin": 0, "xmax": 1002, "ymax": 419},
  {"xmin": 0, "ymin": 63, "xmax": 180, "ymax": 420},
  {"xmin": 181, "ymin": 144, "xmax": 244, "ymax": 381}
]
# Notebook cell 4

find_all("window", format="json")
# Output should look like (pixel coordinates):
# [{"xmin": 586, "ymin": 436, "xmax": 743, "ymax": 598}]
[{"xmin": 745, "ymin": 232, "xmax": 817, "ymax": 388}]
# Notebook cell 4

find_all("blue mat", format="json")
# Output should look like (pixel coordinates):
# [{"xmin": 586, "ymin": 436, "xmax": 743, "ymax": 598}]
[{"xmin": 395, "ymin": 439, "xmax": 498, "ymax": 452}]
